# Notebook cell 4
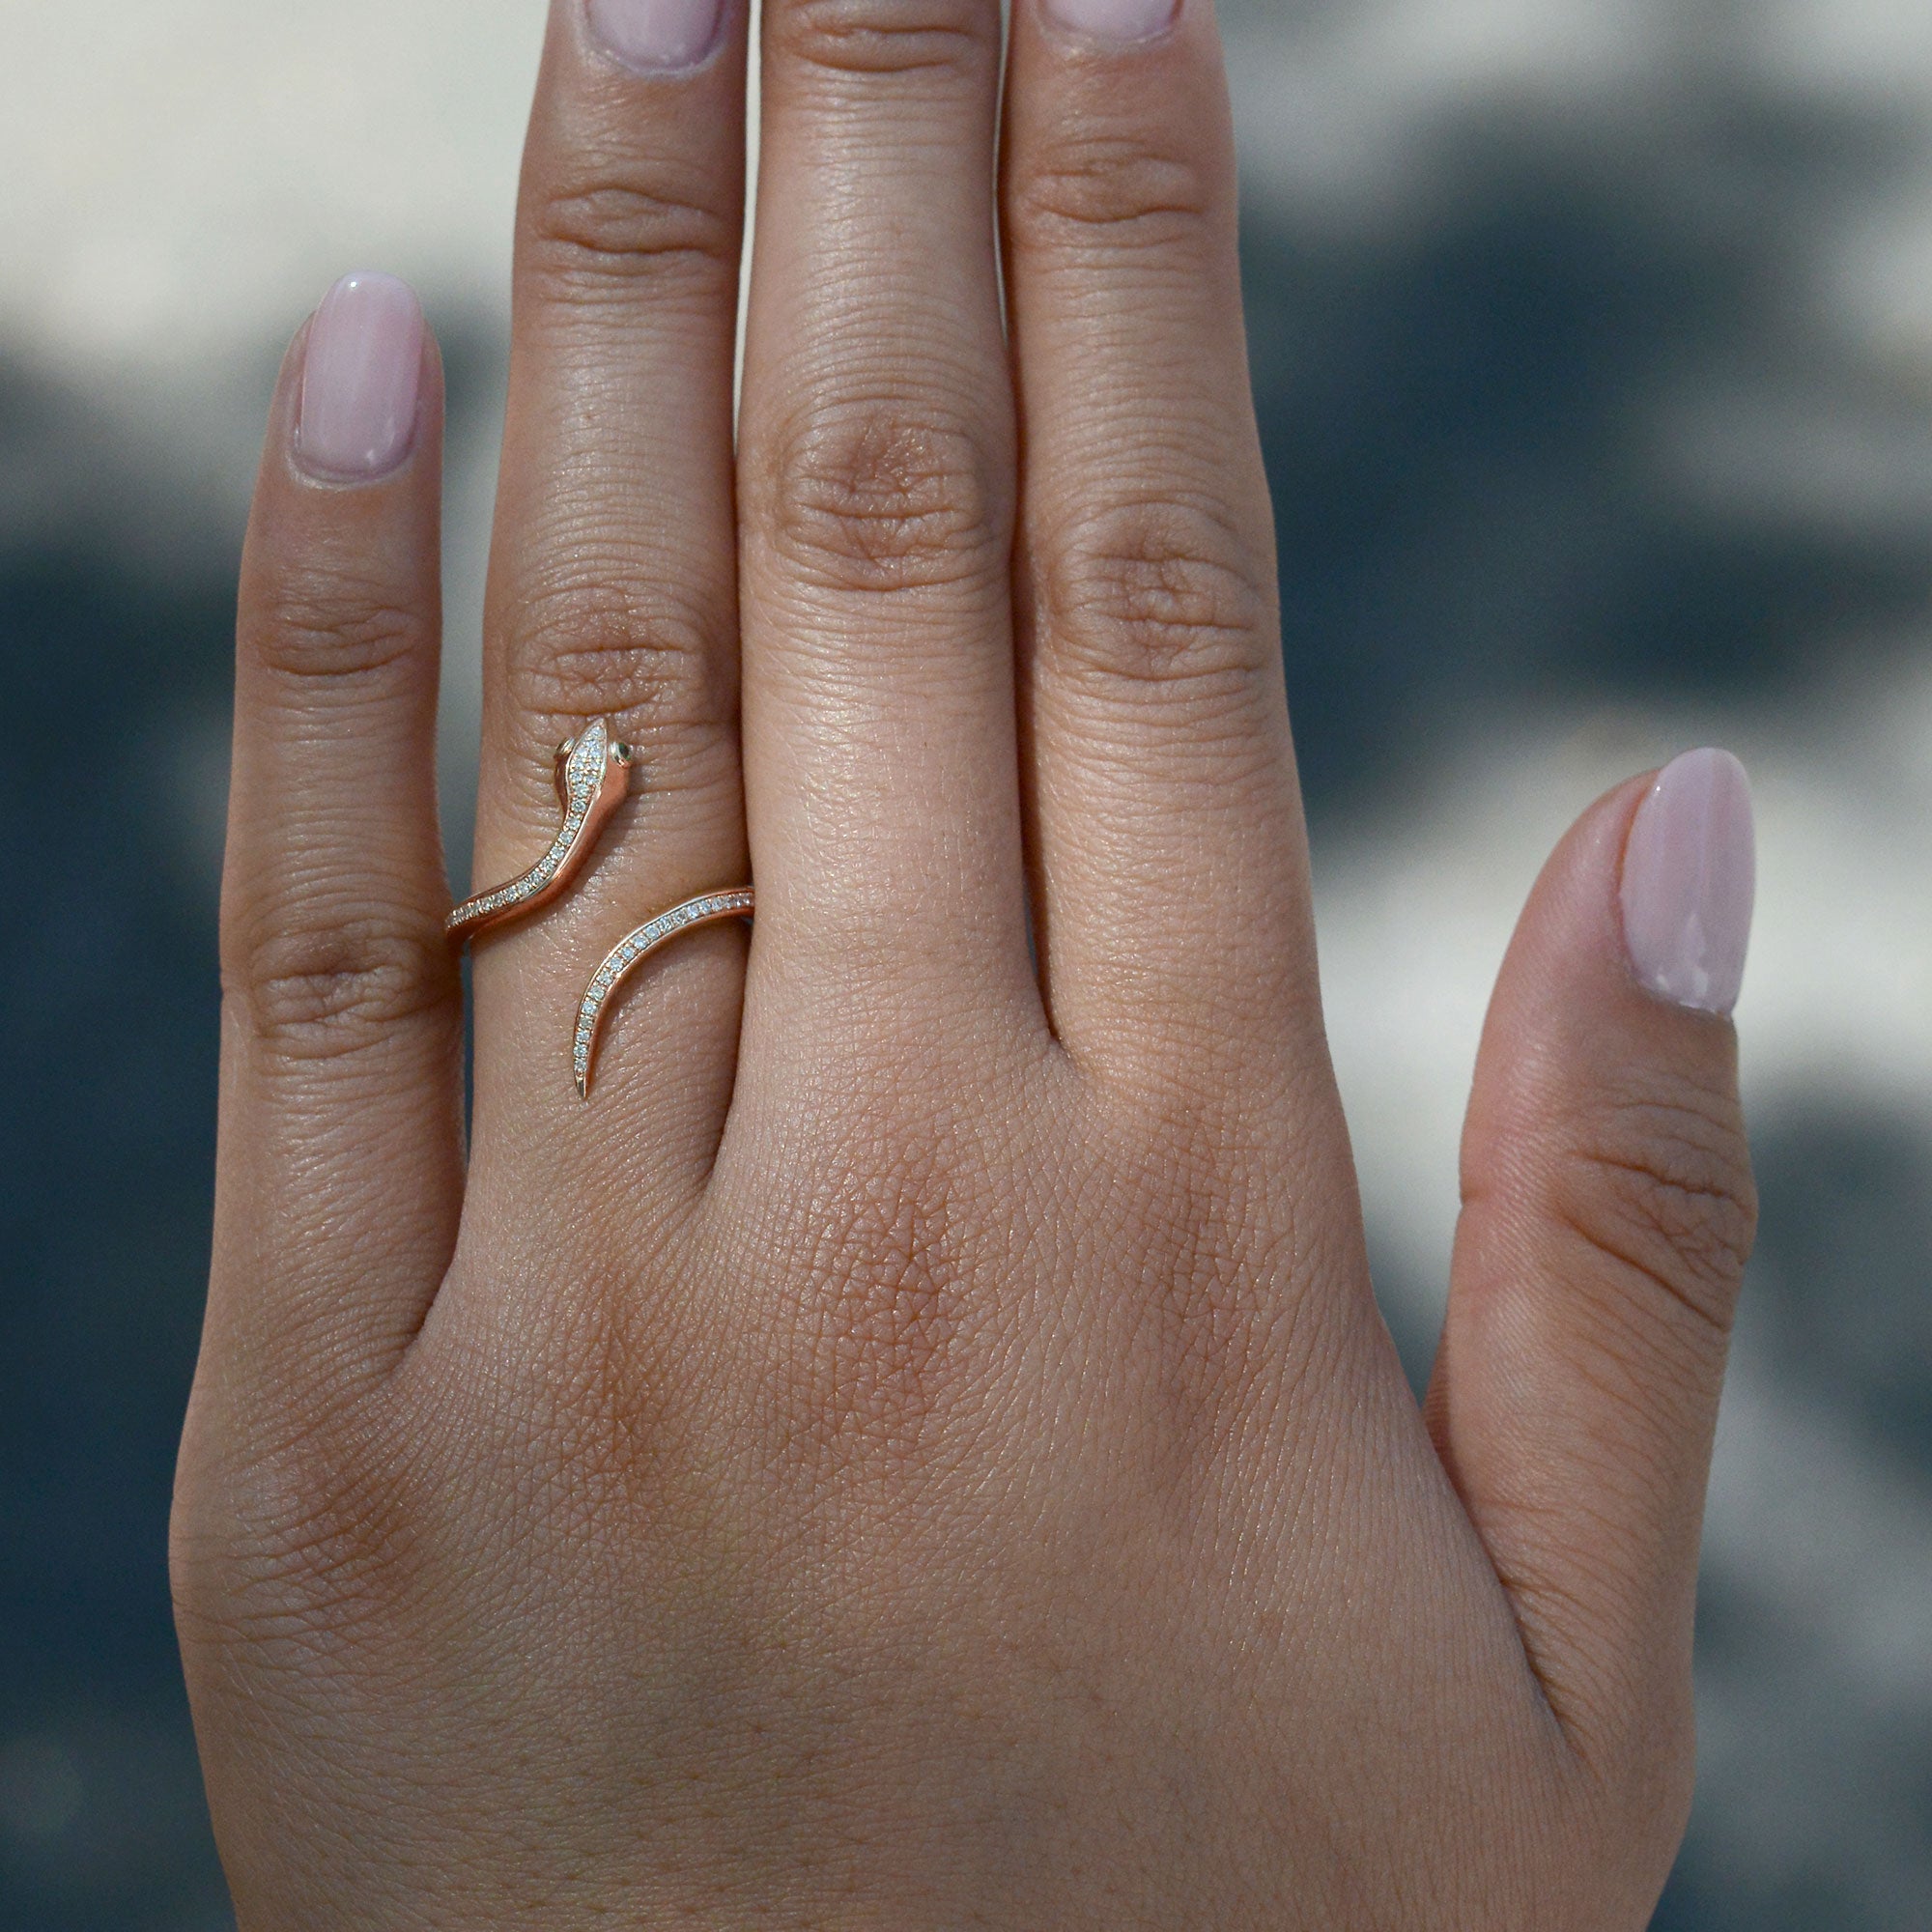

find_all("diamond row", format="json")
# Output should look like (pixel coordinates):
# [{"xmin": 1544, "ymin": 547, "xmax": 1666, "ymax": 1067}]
[
  {"xmin": 452, "ymin": 816, "xmax": 582, "ymax": 924},
  {"xmin": 445, "ymin": 723, "xmax": 610, "ymax": 931},
  {"xmin": 573, "ymin": 890, "xmax": 755, "ymax": 1091}
]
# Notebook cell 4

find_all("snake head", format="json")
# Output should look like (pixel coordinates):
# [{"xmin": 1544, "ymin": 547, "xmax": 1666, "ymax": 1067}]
[{"xmin": 551, "ymin": 719, "xmax": 634, "ymax": 812}]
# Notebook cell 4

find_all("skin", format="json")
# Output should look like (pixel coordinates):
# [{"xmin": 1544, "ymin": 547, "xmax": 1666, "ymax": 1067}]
[{"xmin": 172, "ymin": 0, "xmax": 1757, "ymax": 1925}]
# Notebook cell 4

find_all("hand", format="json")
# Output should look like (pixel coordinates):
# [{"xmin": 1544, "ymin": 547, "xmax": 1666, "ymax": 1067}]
[{"xmin": 172, "ymin": 0, "xmax": 1757, "ymax": 1924}]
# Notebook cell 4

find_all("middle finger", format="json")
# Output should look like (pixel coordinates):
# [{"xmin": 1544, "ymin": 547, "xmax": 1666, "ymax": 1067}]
[{"xmin": 736, "ymin": 0, "xmax": 1037, "ymax": 1048}]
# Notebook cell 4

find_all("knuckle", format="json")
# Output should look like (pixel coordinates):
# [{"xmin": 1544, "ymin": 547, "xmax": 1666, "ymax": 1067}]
[
  {"xmin": 779, "ymin": 1126, "xmax": 976, "ymax": 1453},
  {"xmin": 1090, "ymin": 1119, "xmax": 1337, "ymax": 1476},
  {"xmin": 175, "ymin": 1411, "xmax": 418, "ymax": 1661},
  {"xmin": 226, "ymin": 905, "xmax": 451, "ymax": 1064},
  {"xmin": 773, "ymin": 0, "xmax": 984, "ymax": 80},
  {"xmin": 1009, "ymin": 134, "xmax": 1214, "ymax": 253},
  {"xmin": 248, "ymin": 572, "xmax": 426, "ymax": 687},
  {"xmin": 523, "ymin": 148, "xmax": 739, "ymax": 302},
  {"xmin": 1037, "ymin": 497, "xmax": 1273, "ymax": 697},
  {"xmin": 759, "ymin": 397, "xmax": 1003, "ymax": 596},
  {"xmin": 1098, "ymin": 1086, "xmax": 1306, "ymax": 1354},
  {"xmin": 505, "ymin": 577, "xmax": 735, "ymax": 738},
  {"xmin": 1549, "ymin": 1075, "xmax": 1757, "ymax": 1341}
]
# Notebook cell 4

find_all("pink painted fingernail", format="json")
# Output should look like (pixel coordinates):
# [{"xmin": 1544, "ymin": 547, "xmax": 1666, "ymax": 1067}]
[
  {"xmin": 1040, "ymin": 0, "xmax": 1178, "ymax": 44},
  {"xmin": 296, "ymin": 272, "xmax": 425, "ymax": 481},
  {"xmin": 1620, "ymin": 748, "xmax": 1755, "ymax": 1016},
  {"xmin": 587, "ymin": 0, "xmax": 725, "ymax": 71}
]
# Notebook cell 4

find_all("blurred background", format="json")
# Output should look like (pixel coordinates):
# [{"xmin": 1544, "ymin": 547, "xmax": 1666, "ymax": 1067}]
[{"xmin": 2, "ymin": 0, "xmax": 1929, "ymax": 1924}]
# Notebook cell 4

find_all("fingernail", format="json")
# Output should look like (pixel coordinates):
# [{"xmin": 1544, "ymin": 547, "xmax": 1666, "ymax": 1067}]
[
  {"xmin": 296, "ymin": 272, "xmax": 425, "ymax": 481},
  {"xmin": 1040, "ymin": 0, "xmax": 1178, "ymax": 44},
  {"xmin": 586, "ymin": 0, "xmax": 725, "ymax": 71},
  {"xmin": 1620, "ymin": 748, "xmax": 1756, "ymax": 1016}
]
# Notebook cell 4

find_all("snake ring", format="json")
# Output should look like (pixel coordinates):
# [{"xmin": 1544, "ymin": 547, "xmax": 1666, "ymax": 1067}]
[{"xmin": 445, "ymin": 718, "xmax": 637, "ymax": 945}]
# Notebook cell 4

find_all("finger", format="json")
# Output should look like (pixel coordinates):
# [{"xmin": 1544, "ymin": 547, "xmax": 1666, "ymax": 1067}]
[
  {"xmin": 469, "ymin": 0, "xmax": 751, "ymax": 1146},
  {"xmin": 1427, "ymin": 752, "xmax": 1757, "ymax": 1807},
  {"xmin": 1002, "ymin": 0, "xmax": 1311, "ymax": 1088},
  {"xmin": 735, "ymin": 0, "xmax": 1035, "ymax": 1028},
  {"xmin": 210, "ymin": 275, "xmax": 462, "ymax": 1408}
]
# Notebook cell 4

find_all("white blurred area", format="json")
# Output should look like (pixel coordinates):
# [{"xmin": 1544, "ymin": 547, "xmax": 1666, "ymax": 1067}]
[{"xmin": 3, "ymin": 0, "xmax": 1930, "ymax": 1918}]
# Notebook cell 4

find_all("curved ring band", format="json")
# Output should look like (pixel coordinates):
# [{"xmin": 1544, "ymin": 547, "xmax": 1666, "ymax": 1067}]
[
  {"xmin": 445, "ymin": 718, "xmax": 636, "ymax": 945},
  {"xmin": 574, "ymin": 889, "xmax": 754, "ymax": 1099}
]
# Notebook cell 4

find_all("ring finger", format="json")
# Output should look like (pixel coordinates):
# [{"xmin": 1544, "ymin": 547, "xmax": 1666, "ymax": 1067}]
[{"xmin": 468, "ymin": 0, "xmax": 752, "ymax": 1173}]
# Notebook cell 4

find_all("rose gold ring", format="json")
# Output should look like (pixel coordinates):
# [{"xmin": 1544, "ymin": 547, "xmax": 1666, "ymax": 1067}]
[
  {"xmin": 573, "ymin": 888, "xmax": 754, "ymax": 1099},
  {"xmin": 445, "ymin": 718, "xmax": 637, "ymax": 946}
]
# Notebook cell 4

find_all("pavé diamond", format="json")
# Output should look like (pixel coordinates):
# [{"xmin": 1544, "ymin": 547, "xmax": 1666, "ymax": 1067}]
[{"xmin": 572, "ymin": 888, "xmax": 755, "ymax": 1098}]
